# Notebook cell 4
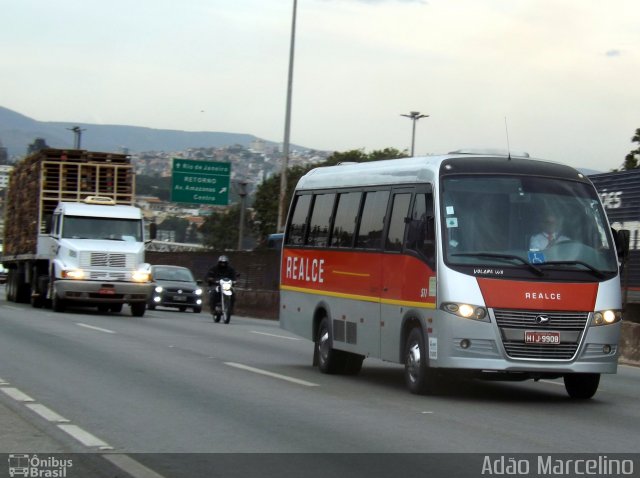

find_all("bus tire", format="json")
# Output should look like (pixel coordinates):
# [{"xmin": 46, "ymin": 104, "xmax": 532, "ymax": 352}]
[
  {"xmin": 564, "ymin": 373, "xmax": 600, "ymax": 399},
  {"xmin": 316, "ymin": 316, "xmax": 343, "ymax": 374},
  {"xmin": 341, "ymin": 352, "xmax": 364, "ymax": 375},
  {"xmin": 404, "ymin": 327, "xmax": 436, "ymax": 395}
]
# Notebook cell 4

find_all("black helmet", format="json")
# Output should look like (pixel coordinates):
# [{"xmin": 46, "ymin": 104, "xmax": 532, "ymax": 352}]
[{"xmin": 218, "ymin": 255, "xmax": 229, "ymax": 266}]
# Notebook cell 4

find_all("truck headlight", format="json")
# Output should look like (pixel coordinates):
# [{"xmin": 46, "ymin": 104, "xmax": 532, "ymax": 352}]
[
  {"xmin": 132, "ymin": 270, "xmax": 151, "ymax": 282},
  {"xmin": 441, "ymin": 302, "xmax": 489, "ymax": 322},
  {"xmin": 62, "ymin": 269, "xmax": 85, "ymax": 280},
  {"xmin": 592, "ymin": 310, "xmax": 622, "ymax": 326}
]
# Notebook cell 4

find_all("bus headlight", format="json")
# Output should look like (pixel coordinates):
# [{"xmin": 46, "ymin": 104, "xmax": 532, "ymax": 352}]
[
  {"xmin": 592, "ymin": 310, "xmax": 622, "ymax": 326},
  {"xmin": 441, "ymin": 302, "xmax": 489, "ymax": 321}
]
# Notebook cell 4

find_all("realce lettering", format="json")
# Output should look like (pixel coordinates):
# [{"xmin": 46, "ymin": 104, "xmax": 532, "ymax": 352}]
[
  {"xmin": 525, "ymin": 292, "xmax": 562, "ymax": 300},
  {"xmin": 286, "ymin": 256, "xmax": 325, "ymax": 284}
]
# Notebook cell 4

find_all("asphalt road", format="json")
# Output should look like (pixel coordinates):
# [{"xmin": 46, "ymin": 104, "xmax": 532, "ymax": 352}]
[{"xmin": 1, "ymin": 292, "xmax": 639, "ymax": 477}]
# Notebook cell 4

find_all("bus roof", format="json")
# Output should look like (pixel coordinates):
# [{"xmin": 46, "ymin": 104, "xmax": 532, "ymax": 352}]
[{"xmin": 295, "ymin": 153, "xmax": 585, "ymax": 191}]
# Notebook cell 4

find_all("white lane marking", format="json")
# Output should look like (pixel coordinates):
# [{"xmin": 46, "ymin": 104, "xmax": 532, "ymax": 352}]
[
  {"xmin": 104, "ymin": 454, "xmax": 168, "ymax": 478},
  {"xmin": 250, "ymin": 330, "xmax": 301, "ymax": 341},
  {"xmin": 76, "ymin": 323, "xmax": 116, "ymax": 334},
  {"xmin": 25, "ymin": 403, "xmax": 70, "ymax": 423},
  {"xmin": 57, "ymin": 424, "xmax": 113, "ymax": 449},
  {"xmin": 1, "ymin": 387, "xmax": 35, "ymax": 402},
  {"xmin": 225, "ymin": 362, "xmax": 319, "ymax": 387}
]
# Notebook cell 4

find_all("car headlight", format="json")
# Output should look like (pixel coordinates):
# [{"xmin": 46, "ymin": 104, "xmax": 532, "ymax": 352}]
[
  {"xmin": 195, "ymin": 288, "xmax": 203, "ymax": 296},
  {"xmin": 592, "ymin": 310, "xmax": 622, "ymax": 326},
  {"xmin": 155, "ymin": 286, "xmax": 163, "ymax": 293},
  {"xmin": 62, "ymin": 269, "xmax": 85, "ymax": 280},
  {"xmin": 132, "ymin": 270, "xmax": 151, "ymax": 282},
  {"xmin": 441, "ymin": 302, "xmax": 489, "ymax": 321}
]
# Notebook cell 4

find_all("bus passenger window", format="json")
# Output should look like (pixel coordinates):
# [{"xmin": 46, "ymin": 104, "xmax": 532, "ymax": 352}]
[
  {"xmin": 286, "ymin": 194, "xmax": 311, "ymax": 245},
  {"xmin": 386, "ymin": 193, "xmax": 411, "ymax": 251},
  {"xmin": 356, "ymin": 190, "xmax": 389, "ymax": 249},
  {"xmin": 307, "ymin": 193, "xmax": 335, "ymax": 248},
  {"xmin": 406, "ymin": 193, "xmax": 435, "ymax": 267},
  {"xmin": 331, "ymin": 192, "xmax": 362, "ymax": 248}
]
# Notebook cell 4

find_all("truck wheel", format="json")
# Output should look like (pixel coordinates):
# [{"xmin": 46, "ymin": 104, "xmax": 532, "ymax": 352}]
[
  {"xmin": 130, "ymin": 303, "xmax": 146, "ymax": 317},
  {"xmin": 52, "ymin": 293, "xmax": 66, "ymax": 313}
]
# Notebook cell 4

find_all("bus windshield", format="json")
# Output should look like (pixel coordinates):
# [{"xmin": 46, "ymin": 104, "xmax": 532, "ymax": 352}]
[{"xmin": 441, "ymin": 175, "xmax": 618, "ymax": 277}]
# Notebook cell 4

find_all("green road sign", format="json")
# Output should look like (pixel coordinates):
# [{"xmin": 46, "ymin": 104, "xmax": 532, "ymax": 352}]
[{"xmin": 171, "ymin": 158, "xmax": 231, "ymax": 205}]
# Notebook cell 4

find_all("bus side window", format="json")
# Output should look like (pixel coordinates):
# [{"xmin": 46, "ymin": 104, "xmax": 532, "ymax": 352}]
[
  {"xmin": 385, "ymin": 193, "xmax": 411, "ymax": 251},
  {"xmin": 307, "ymin": 193, "xmax": 335, "ymax": 248},
  {"xmin": 331, "ymin": 192, "xmax": 362, "ymax": 248},
  {"xmin": 356, "ymin": 190, "xmax": 389, "ymax": 249},
  {"xmin": 286, "ymin": 194, "xmax": 311, "ymax": 245}
]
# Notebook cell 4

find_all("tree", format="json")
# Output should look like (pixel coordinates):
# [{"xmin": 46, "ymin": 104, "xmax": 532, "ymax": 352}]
[
  {"xmin": 158, "ymin": 216, "xmax": 190, "ymax": 242},
  {"xmin": 200, "ymin": 204, "xmax": 253, "ymax": 250},
  {"xmin": 623, "ymin": 128, "xmax": 640, "ymax": 170},
  {"xmin": 252, "ymin": 148, "xmax": 408, "ymax": 242}
]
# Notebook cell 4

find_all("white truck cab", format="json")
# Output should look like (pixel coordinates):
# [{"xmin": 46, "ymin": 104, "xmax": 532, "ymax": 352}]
[{"xmin": 41, "ymin": 197, "xmax": 153, "ymax": 316}]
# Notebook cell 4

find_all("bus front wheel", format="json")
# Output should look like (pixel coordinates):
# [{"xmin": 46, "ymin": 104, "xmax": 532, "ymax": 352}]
[
  {"xmin": 404, "ymin": 327, "xmax": 438, "ymax": 395},
  {"xmin": 564, "ymin": 373, "xmax": 600, "ymax": 399}
]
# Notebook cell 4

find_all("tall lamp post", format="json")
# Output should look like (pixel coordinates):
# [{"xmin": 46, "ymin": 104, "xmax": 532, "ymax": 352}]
[
  {"xmin": 277, "ymin": 0, "xmax": 298, "ymax": 232},
  {"xmin": 400, "ymin": 111, "xmax": 428, "ymax": 157},
  {"xmin": 67, "ymin": 126, "xmax": 86, "ymax": 149}
]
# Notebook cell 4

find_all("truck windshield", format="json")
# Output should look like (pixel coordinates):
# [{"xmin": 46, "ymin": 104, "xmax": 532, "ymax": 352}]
[
  {"xmin": 62, "ymin": 216, "xmax": 142, "ymax": 242},
  {"xmin": 441, "ymin": 175, "xmax": 618, "ymax": 278}
]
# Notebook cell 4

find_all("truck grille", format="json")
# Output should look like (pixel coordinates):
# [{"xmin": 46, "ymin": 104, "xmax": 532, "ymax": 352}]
[
  {"xmin": 80, "ymin": 252, "xmax": 136, "ymax": 269},
  {"xmin": 494, "ymin": 309, "xmax": 589, "ymax": 360}
]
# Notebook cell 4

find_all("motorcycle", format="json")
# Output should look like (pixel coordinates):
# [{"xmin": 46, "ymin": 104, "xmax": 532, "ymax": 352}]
[{"xmin": 209, "ymin": 278, "xmax": 234, "ymax": 324}]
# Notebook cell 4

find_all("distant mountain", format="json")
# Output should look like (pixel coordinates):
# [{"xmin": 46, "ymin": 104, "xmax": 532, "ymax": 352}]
[{"xmin": 0, "ymin": 106, "xmax": 273, "ymax": 158}]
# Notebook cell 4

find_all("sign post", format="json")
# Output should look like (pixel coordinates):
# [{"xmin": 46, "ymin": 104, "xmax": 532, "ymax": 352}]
[{"xmin": 171, "ymin": 158, "xmax": 231, "ymax": 206}]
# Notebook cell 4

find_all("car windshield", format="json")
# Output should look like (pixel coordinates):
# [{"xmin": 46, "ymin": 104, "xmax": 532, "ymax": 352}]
[
  {"xmin": 62, "ymin": 216, "xmax": 142, "ymax": 242},
  {"xmin": 154, "ymin": 268, "xmax": 194, "ymax": 282},
  {"xmin": 441, "ymin": 175, "xmax": 618, "ymax": 277}
]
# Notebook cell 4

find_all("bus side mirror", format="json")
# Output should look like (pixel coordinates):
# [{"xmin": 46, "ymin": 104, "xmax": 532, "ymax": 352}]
[{"xmin": 613, "ymin": 228, "xmax": 630, "ymax": 261}]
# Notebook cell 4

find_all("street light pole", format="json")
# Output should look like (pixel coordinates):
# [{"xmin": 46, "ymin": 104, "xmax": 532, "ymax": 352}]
[
  {"xmin": 67, "ymin": 126, "xmax": 86, "ymax": 149},
  {"xmin": 277, "ymin": 0, "xmax": 298, "ymax": 232},
  {"xmin": 400, "ymin": 111, "xmax": 429, "ymax": 156},
  {"xmin": 236, "ymin": 181, "xmax": 249, "ymax": 250}
]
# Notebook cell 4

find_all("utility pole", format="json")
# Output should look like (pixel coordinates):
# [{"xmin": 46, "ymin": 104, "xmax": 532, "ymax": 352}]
[
  {"xmin": 400, "ymin": 111, "xmax": 428, "ymax": 156},
  {"xmin": 236, "ymin": 180, "xmax": 249, "ymax": 250},
  {"xmin": 67, "ymin": 126, "xmax": 86, "ymax": 149},
  {"xmin": 277, "ymin": 0, "xmax": 298, "ymax": 232}
]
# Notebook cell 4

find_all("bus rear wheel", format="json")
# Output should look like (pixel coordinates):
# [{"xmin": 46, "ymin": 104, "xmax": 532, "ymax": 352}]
[
  {"xmin": 316, "ymin": 317, "xmax": 343, "ymax": 374},
  {"xmin": 404, "ymin": 327, "xmax": 438, "ymax": 395},
  {"xmin": 564, "ymin": 373, "xmax": 600, "ymax": 399}
]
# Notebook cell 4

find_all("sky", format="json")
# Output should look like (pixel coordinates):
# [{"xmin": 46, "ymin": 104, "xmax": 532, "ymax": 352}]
[{"xmin": 1, "ymin": 0, "xmax": 639, "ymax": 171}]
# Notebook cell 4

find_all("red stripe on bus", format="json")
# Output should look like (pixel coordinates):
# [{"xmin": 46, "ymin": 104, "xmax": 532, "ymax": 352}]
[
  {"xmin": 477, "ymin": 278, "xmax": 598, "ymax": 311},
  {"xmin": 281, "ymin": 249, "xmax": 436, "ymax": 306}
]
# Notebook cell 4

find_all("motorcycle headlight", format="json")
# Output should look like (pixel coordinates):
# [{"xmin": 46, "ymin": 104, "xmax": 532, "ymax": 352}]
[
  {"xmin": 592, "ymin": 310, "xmax": 622, "ymax": 326},
  {"xmin": 222, "ymin": 282, "xmax": 232, "ymax": 292},
  {"xmin": 441, "ymin": 302, "xmax": 489, "ymax": 322}
]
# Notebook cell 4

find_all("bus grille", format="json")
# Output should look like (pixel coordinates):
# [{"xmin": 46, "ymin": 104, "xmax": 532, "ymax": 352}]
[{"xmin": 494, "ymin": 309, "xmax": 589, "ymax": 360}]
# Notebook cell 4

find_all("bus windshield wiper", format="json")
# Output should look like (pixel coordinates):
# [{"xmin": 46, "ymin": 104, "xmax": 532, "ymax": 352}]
[
  {"xmin": 451, "ymin": 252, "xmax": 544, "ymax": 276},
  {"xmin": 540, "ymin": 261, "xmax": 606, "ymax": 279}
]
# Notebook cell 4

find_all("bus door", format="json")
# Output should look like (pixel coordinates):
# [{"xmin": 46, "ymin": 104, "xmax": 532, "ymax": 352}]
[{"xmin": 380, "ymin": 185, "xmax": 436, "ymax": 361}]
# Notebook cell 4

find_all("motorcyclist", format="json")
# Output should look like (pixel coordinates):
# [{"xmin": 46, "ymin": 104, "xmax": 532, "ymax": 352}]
[{"xmin": 206, "ymin": 255, "xmax": 237, "ymax": 315}]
